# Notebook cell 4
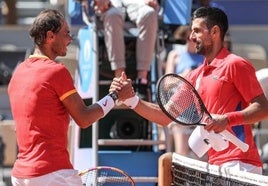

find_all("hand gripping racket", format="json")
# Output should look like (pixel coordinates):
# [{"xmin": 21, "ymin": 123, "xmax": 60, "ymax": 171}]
[
  {"xmin": 156, "ymin": 73, "xmax": 249, "ymax": 152},
  {"xmin": 78, "ymin": 166, "xmax": 135, "ymax": 186}
]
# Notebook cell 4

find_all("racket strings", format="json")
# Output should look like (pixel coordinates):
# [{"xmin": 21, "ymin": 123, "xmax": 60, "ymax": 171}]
[
  {"xmin": 158, "ymin": 76, "xmax": 203, "ymax": 125},
  {"xmin": 81, "ymin": 168, "xmax": 133, "ymax": 186}
]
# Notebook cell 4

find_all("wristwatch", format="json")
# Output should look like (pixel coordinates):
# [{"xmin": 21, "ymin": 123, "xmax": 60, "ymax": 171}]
[{"xmin": 109, "ymin": 92, "xmax": 118, "ymax": 102}]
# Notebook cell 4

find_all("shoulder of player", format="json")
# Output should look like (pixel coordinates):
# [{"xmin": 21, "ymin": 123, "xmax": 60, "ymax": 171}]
[
  {"xmin": 40, "ymin": 60, "xmax": 71, "ymax": 77},
  {"xmin": 226, "ymin": 53, "xmax": 253, "ymax": 68},
  {"xmin": 45, "ymin": 59, "xmax": 68, "ymax": 70}
]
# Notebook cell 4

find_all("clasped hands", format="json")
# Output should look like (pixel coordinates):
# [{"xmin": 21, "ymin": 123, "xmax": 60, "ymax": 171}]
[{"xmin": 109, "ymin": 72, "xmax": 136, "ymax": 102}]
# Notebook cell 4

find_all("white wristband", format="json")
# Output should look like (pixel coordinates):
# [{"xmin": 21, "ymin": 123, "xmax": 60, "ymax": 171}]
[
  {"xmin": 123, "ymin": 95, "xmax": 139, "ymax": 109},
  {"xmin": 96, "ymin": 95, "xmax": 115, "ymax": 117}
]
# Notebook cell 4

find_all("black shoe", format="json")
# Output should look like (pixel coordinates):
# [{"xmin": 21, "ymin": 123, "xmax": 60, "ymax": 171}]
[{"xmin": 134, "ymin": 79, "xmax": 151, "ymax": 101}]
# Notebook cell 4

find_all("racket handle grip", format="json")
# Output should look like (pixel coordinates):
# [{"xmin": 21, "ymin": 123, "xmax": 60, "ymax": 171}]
[{"xmin": 220, "ymin": 130, "xmax": 249, "ymax": 152}]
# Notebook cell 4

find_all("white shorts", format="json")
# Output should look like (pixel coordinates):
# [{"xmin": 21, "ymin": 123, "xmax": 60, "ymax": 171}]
[
  {"xmin": 11, "ymin": 169, "xmax": 83, "ymax": 186},
  {"xmin": 220, "ymin": 160, "xmax": 263, "ymax": 175}
]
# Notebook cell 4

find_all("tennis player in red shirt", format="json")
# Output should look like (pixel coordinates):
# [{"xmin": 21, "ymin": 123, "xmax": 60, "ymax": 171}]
[
  {"xmin": 8, "ymin": 9, "xmax": 132, "ymax": 186},
  {"xmin": 111, "ymin": 7, "xmax": 268, "ymax": 174}
]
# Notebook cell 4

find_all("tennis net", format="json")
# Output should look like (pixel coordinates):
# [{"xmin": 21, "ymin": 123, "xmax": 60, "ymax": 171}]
[{"xmin": 158, "ymin": 152, "xmax": 268, "ymax": 186}]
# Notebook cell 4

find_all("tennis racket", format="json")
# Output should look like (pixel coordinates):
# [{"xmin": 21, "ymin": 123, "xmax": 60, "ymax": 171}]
[
  {"xmin": 156, "ymin": 73, "xmax": 249, "ymax": 152},
  {"xmin": 78, "ymin": 166, "xmax": 135, "ymax": 186}
]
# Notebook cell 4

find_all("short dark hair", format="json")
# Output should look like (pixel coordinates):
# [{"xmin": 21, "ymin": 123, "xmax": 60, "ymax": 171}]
[
  {"xmin": 29, "ymin": 9, "xmax": 65, "ymax": 46},
  {"xmin": 192, "ymin": 7, "xmax": 228, "ymax": 40}
]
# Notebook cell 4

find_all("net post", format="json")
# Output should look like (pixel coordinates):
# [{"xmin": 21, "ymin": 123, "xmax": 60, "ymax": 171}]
[{"xmin": 158, "ymin": 152, "xmax": 172, "ymax": 186}]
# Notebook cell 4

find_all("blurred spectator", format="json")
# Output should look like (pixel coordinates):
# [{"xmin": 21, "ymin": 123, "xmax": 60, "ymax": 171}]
[{"xmin": 80, "ymin": 0, "xmax": 159, "ymax": 100}]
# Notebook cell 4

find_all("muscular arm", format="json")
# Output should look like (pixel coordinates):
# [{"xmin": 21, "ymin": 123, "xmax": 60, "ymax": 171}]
[
  {"xmin": 133, "ymin": 100, "xmax": 173, "ymax": 126},
  {"xmin": 110, "ymin": 72, "xmax": 172, "ymax": 126},
  {"xmin": 205, "ymin": 94, "xmax": 268, "ymax": 133},
  {"xmin": 242, "ymin": 94, "xmax": 268, "ymax": 124},
  {"xmin": 62, "ymin": 92, "xmax": 104, "ymax": 129},
  {"xmin": 62, "ymin": 73, "xmax": 134, "ymax": 129},
  {"xmin": 63, "ymin": 92, "xmax": 172, "ymax": 129}
]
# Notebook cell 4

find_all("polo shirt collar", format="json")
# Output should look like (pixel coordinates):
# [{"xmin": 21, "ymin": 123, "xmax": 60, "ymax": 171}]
[{"xmin": 204, "ymin": 47, "xmax": 230, "ymax": 67}]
